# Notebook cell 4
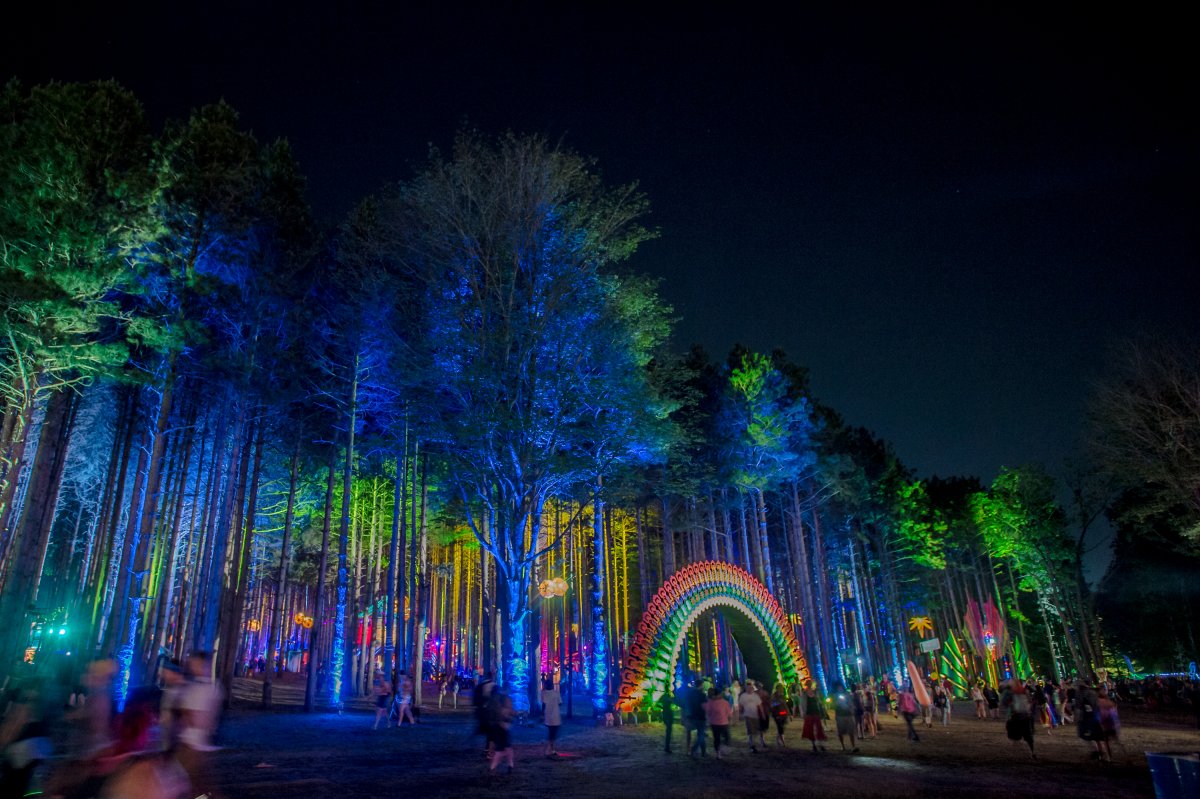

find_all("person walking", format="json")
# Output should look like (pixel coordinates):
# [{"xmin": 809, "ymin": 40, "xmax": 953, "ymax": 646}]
[
  {"xmin": 1096, "ymin": 685, "xmax": 1122, "ymax": 763},
  {"xmin": 394, "ymin": 674, "xmax": 416, "ymax": 726},
  {"xmin": 1044, "ymin": 680, "xmax": 1060, "ymax": 730},
  {"xmin": 729, "ymin": 679, "xmax": 742, "ymax": 723},
  {"xmin": 372, "ymin": 669, "xmax": 392, "ymax": 729},
  {"xmin": 1073, "ymin": 680, "xmax": 1105, "ymax": 761},
  {"xmin": 898, "ymin": 681, "xmax": 920, "ymax": 742},
  {"xmin": 833, "ymin": 684, "xmax": 859, "ymax": 753},
  {"xmin": 921, "ymin": 680, "xmax": 935, "ymax": 728},
  {"xmin": 738, "ymin": 679, "xmax": 766, "ymax": 752},
  {"xmin": 852, "ymin": 683, "xmax": 866, "ymax": 738},
  {"xmin": 487, "ymin": 689, "xmax": 515, "ymax": 774},
  {"xmin": 971, "ymin": 682, "xmax": 986, "ymax": 719},
  {"xmin": 473, "ymin": 670, "xmax": 495, "ymax": 758},
  {"xmin": 704, "ymin": 688, "xmax": 732, "ymax": 759},
  {"xmin": 675, "ymin": 681, "xmax": 694, "ymax": 753},
  {"xmin": 541, "ymin": 677, "xmax": 562, "ymax": 756},
  {"xmin": 933, "ymin": 682, "xmax": 951, "ymax": 726},
  {"xmin": 789, "ymin": 680, "xmax": 803, "ymax": 718},
  {"xmin": 755, "ymin": 680, "xmax": 772, "ymax": 747},
  {"xmin": 686, "ymin": 680, "xmax": 708, "ymax": 758},
  {"xmin": 861, "ymin": 682, "xmax": 878, "ymax": 738},
  {"xmin": 1000, "ymin": 680, "xmax": 1036, "ymax": 759},
  {"xmin": 800, "ymin": 680, "xmax": 828, "ymax": 752},
  {"xmin": 768, "ymin": 683, "xmax": 791, "ymax": 746},
  {"xmin": 882, "ymin": 676, "xmax": 898, "ymax": 719},
  {"xmin": 983, "ymin": 683, "xmax": 1000, "ymax": 719},
  {"xmin": 660, "ymin": 688, "xmax": 676, "ymax": 753}
]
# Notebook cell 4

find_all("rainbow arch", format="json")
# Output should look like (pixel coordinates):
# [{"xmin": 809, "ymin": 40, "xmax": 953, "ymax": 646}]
[{"xmin": 616, "ymin": 561, "xmax": 810, "ymax": 711}]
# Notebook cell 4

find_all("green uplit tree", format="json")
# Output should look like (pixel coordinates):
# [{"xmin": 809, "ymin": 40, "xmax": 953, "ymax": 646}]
[{"xmin": 0, "ymin": 81, "xmax": 160, "ymax": 667}]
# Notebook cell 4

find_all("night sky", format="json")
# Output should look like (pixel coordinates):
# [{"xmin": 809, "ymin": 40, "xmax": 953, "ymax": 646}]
[{"xmin": 6, "ymin": 4, "xmax": 1197, "ymax": 483}]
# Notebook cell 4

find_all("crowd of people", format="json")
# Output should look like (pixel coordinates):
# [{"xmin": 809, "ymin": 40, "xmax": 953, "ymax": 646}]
[
  {"xmin": 636, "ymin": 669, "xmax": 1200, "ymax": 767},
  {"xmin": 1, "ymin": 653, "xmax": 223, "ymax": 798},
  {"xmin": 7, "ymin": 653, "xmax": 1198, "ymax": 791}
]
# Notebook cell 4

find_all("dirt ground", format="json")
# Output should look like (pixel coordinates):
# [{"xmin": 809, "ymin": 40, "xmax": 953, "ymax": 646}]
[{"xmin": 216, "ymin": 677, "xmax": 1199, "ymax": 798}]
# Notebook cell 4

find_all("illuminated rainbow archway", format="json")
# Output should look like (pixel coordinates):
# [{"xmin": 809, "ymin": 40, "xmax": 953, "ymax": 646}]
[{"xmin": 616, "ymin": 561, "xmax": 810, "ymax": 711}]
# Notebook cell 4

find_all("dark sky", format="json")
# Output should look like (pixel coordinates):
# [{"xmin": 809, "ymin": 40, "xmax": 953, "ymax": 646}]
[{"xmin": 6, "ymin": 4, "xmax": 1197, "ymax": 483}]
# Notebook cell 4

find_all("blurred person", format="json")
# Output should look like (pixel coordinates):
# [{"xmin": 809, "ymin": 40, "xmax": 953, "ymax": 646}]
[
  {"xmin": 728, "ymin": 679, "xmax": 742, "ymax": 723},
  {"xmin": 659, "ymin": 687, "xmax": 675, "ymax": 753},
  {"xmin": 487, "ymin": 688, "xmax": 515, "ymax": 774},
  {"xmin": 473, "ymin": 669, "xmax": 494, "ymax": 757},
  {"xmin": 1073, "ymin": 680, "xmax": 1105, "ymax": 761},
  {"xmin": 686, "ymin": 679, "xmax": 708, "ymax": 758},
  {"xmin": 983, "ymin": 683, "xmax": 1000, "ymax": 719},
  {"xmin": 158, "ymin": 661, "xmax": 186, "ymax": 751},
  {"xmin": 0, "ymin": 681, "xmax": 51, "ymax": 797},
  {"xmin": 1097, "ymin": 686, "xmax": 1122, "ymax": 763},
  {"xmin": 1000, "ymin": 679, "xmax": 1035, "ymax": 759},
  {"xmin": 788, "ymin": 679, "xmax": 803, "ymax": 717},
  {"xmin": 879, "ymin": 675, "xmax": 896, "ymax": 720},
  {"xmin": 674, "ymin": 680, "xmax": 694, "ymax": 753},
  {"xmin": 174, "ymin": 651, "xmax": 223, "ymax": 797},
  {"xmin": 833, "ymin": 684, "xmax": 859, "ymax": 753},
  {"xmin": 83, "ymin": 659, "xmax": 117, "ymax": 754},
  {"xmin": 755, "ymin": 680, "xmax": 772, "ymax": 746},
  {"xmin": 852, "ymin": 683, "xmax": 865, "ymax": 737}
]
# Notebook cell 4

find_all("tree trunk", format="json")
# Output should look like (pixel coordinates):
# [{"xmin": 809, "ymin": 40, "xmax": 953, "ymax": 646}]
[
  {"xmin": 115, "ymin": 374, "xmax": 176, "ymax": 706},
  {"xmin": 332, "ymin": 358, "xmax": 359, "ymax": 704},
  {"xmin": 0, "ymin": 388, "xmax": 75, "ymax": 663},
  {"xmin": 384, "ymin": 430, "xmax": 406, "ymax": 683},
  {"xmin": 660, "ymin": 495, "xmax": 675, "ymax": 580},
  {"xmin": 589, "ymin": 476, "xmax": 607, "ymax": 714},
  {"xmin": 305, "ymin": 447, "xmax": 338, "ymax": 711},
  {"xmin": 264, "ymin": 437, "xmax": 300, "ymax": 707},
  {"xmin": 754, "ymin": 488, "xmax": 774, "ymax": 593}
]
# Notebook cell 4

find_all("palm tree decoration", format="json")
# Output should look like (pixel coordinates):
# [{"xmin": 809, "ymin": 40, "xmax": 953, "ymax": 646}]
[{"xmin": 908, "ymin": 616, "xmax": 934, "ymax": 639}]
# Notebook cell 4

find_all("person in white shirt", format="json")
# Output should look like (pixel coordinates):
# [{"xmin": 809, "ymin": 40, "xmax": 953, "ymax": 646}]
[
  {"xmin": 737, "ymin": 679, "xmax": 766, "ymax": 752},
  {"xmin": 541, "ymin": 677, "xmax": 562, "ymax": 756}
]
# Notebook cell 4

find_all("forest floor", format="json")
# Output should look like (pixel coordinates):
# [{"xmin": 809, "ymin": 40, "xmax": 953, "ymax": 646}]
[{"xmin": 216, "ymin": 676, "xmax": 1200, "ymax": 798}]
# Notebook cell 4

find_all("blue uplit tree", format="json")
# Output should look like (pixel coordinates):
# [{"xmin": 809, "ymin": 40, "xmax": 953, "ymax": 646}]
[{"xmin": 384, "ymin": 132, "xmax": 665, "ymax": 712}]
